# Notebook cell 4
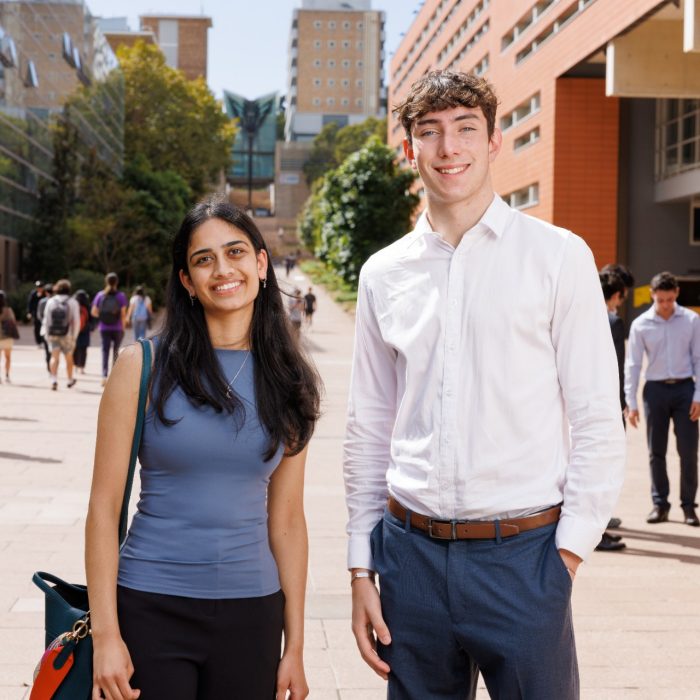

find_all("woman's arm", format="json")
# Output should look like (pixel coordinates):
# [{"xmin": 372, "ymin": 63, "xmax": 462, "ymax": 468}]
[
  {"xmin": 268, "ymin": 445, "xmax": 310, "ymax": 700},
  {"xmin": 85, "ymin": 345, "xmax": 143, "ymax": 700}
]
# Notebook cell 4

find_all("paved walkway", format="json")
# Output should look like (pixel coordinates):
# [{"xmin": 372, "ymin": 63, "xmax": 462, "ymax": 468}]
[{"xmin": 1, "ymin": 270, "xmax": 699, "ymax": 699}]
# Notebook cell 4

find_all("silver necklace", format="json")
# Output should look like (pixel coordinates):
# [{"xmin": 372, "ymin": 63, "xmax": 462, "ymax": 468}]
[{"xmin": 225, "ymin": 351, "xmax": 250, "ymax": 399}]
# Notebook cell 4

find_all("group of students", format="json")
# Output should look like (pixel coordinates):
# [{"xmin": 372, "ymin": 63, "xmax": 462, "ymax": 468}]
[{"xmin": 24, "ymin": 275, "xmax": 154, "ymax": 389}]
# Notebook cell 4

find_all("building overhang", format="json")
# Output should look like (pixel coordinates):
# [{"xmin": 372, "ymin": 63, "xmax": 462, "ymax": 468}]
[{"xmin": 606, "ymin": 0, "xmax": 700, "ymax": 97}]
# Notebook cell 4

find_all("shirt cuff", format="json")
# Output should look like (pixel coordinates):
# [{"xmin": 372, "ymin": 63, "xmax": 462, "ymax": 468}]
[
  {"xmin": 693, "ymin": 389, "xmax": 700, "ymax": 404},
  {"xmin": 554, "ymin": 513, "xmax": 605, "ymax": 562},
  {"xmin": 347, "ymin": 532, "xmax": 375, "ymax": 572}
]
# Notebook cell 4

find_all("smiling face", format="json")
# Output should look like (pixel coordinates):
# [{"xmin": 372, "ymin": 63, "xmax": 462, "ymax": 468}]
[
  {"xmin": 178, "ymin": 217, "xmax": 268, "ymax": 321},
  {"xmin": 404, "ymin": 105, "xmax": 501, "ymax": 210}
]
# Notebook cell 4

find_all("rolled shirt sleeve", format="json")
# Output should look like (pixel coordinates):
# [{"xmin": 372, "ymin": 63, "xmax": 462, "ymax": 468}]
[
  {"xmin": 551, "ymin": 235, "xmax": 626, "ymax": 560},
  {"xmin": 624, "ymin": 323, "xmax": 645, "ymax": 412}
]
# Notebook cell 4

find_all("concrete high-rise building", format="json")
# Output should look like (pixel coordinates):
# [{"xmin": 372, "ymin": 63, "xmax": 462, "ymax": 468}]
[
  {"xmin": 286, "ymin": 0, "xmax": 385, "ymax": 141},
  {"xmin": 0, "ymin": 0, "xmax": 123, "ymax": 290},
  {"xmin": 389, "ymin": 0, "xmax": 700, "ymax": 318},
  {"xmin": 139, "ymin": 14, "xmax": 211, "ymax": 81}
]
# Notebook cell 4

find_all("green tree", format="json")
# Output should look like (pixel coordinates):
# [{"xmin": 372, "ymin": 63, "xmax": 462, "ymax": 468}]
[
  {"xmin": 302, "ymin": 117, "xmax": 387, "ymax": 186},
  {"xmin": 118, "ymin": 41, "xmax": 236, "ymax": 199},
  {"xmin": 306, "ymin": 137, "xmax": 419, "ymax": 286}
]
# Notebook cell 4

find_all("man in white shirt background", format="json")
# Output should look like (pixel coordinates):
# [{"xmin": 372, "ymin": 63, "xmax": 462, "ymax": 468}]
[
  {"xmin": 624, "ymin": 271, "xmax": 700, "ymax": 527},
  {"xmin": 343, "ymin": 70, "xmax": 625, "ymax": 699}
]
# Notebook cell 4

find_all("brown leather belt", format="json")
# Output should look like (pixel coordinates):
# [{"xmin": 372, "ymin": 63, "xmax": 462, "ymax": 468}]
[{"xmin": 387, "ymin": 497, "xmax": 561, "ymax": 541}]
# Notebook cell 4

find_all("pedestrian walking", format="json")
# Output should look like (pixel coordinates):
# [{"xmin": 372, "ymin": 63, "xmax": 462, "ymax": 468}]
[
  {"xmin": 288, "ymin": 288, "xmax": 304, "ymax": 339},
  {"xmin": 85, "ymin": 199, "xmax": 321, "ymax": 700},
  {"xmin": 26, "ymin": 280, "xmax": 44, "ymax": 346},
  {"xmin": 304, "ymin": 287, "xmax": 317, "ymax": 327},
  {"xmin": 343, "ymin": 70, "xmax": 625, "ymax": 700},
  {"xmin": 40, "ymin": 279, "xmax": 80, "ymax": 390},
  {"xmin": 72, "ymin": 289, "xmax": 92, "ymax": 374},
  {"xmin": 92, "ymin": 272, "xmax": 128, "ymax": 386},
  {"xmin": 625, "ymin": 271, "xmax": 700, "ymax": 527},
  {"xmin": 0, "ymin": 290, "xmax": 18, "ymax": 383},
  {"xmin": 126, "ymin": 286, "xmax": 153, "ymax": 341},
  {"xmin": 37, "ymin": 282, "xmax": 53, "ymax": 375}
]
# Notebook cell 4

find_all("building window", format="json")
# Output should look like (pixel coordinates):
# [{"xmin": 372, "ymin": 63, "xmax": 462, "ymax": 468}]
[
  {"xmin": 356, "ymin": 98, "xmax": 363, "ymax": 107},
  {"xmin": 357, "ymin": 21, "xmax": 363, "ymax": 29},
  {"xmin": 313, "ymin": 78, "xmax": 321, "ymax": 87},
  {"xmin": 513, "ymin": 126, "xmax": 540, "ymax": 152},
  {"xmin": 327, "ymin": 97, "xmax": 335, "ymax": 106},
  {"xmin": 328, "ymin": 78, "xmax": 335, "ymax": 86},
  {"xmin": 314, "ymin": 40, "xmax": 321, "ymax": 49},
  {"xmin": 342, "ymin": 79, "xmax": 349, "ymax": 88},
  {"xmin": 656, "ymin": 98, "xmax": 700, "ymax": 180},
  {"xmin": 357, "ymin": 40, "xmax": 363, "ymax": 49},
  {"xmin": 342, "ymin": 59, "xmax": 350, "ymax": 68},
  {"xmin": 328, "ymin": 40, "xmax": 336, "ymax": 49},
  {"xmin": 500, "ymin": 93, "xmax": 541, "ymax": 132},
  {"xmin": 314, "ymin": 59, "xmax": 321, "ymax": 67},
  {"xmin": 343, "ymin": 21, "xmax": 351, "ymax": 30},
  {"xmin": 357, "ymin": 60, "xmax": 363, "ymax": 67},
  {"xmin": 328, "ymin": 21, "xmax": 336, "ymax": 29},
  {"xmin": 505, "ymin": 183, "xmax": 539, "ymax": 210},
  {"xmin": 328, "ymin": 59, "xmax": 335, "ymax": 68},
  {"xmin": 314, "ymin": 20, "xmax": 321, "ymax": 29},
  {"xmin": 356, "ymin": 78, "xmax": 363, "ymax": 87},
  {"xmin": 313, "ymin": 97, "xmax": 321, "ymax": 106},
  {"xmin": 342, "ymin": 40, "xmax": 350, "ymax": 49},
  {"xmin": 501, "ymin": 0, "xmax": 556, "ymax": 51},
  {"xmin": 342, "ymin": 98, "xmax": 349, "ymax": 106}
]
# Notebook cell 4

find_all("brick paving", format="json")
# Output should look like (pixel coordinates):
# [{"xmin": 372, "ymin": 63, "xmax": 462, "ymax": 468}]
[{"xmin": 0, "ymin": 269, "xmax": 699, "ymax": 699}]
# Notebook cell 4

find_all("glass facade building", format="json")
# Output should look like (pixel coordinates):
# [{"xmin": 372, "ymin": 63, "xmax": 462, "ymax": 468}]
[{"xmin": 0, "ymin": 0, "xmax": 124, "ymax": 290}]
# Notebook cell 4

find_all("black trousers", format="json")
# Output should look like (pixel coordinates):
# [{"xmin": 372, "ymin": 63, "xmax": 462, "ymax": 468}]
[
  {"xmin": 643, "ymin": 379, "xmax": 699, "ymax": 508},
  {"xmin": 117, "ymin": 586, "xmax": 285, "ymax": 700}
]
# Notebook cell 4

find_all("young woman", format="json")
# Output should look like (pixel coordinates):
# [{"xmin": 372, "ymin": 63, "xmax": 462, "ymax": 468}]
[
  {"xmin": 0, "ymin": 290, "xmax": 17, "ymax": 383},
  {"xmin": 72, "ymin": 289, "xmax": 92, "ymax": 374},
  {"xmin": 126, "ymin": 286, "xmax": 153, "ymax": 341},
  {"xmin": 85, "ymin": 200, "xmax": 321, "ymax": 700},
  {"xmin": 91, "ymin": 272, "xmax": 128, "ymax": 386}
]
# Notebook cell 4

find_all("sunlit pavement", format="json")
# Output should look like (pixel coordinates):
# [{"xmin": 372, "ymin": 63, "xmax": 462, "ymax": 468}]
[{"xmin": 0, "ymin": 270, "xmax": 699, "ymax": 699}]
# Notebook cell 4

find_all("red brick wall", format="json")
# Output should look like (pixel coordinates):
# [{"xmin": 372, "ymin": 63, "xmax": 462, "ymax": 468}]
[{"xmin": 553, "ymin": 78, "xmax": 619, "ymax": 266}]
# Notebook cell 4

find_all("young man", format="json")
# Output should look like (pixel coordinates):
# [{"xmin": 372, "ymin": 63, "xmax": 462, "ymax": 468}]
[
  {"xmin": 343, "ymin": 71, "xmax": 625, "ymax": 699},
  {"xmin": 625, "ymin": 271, "xmax": 700, "ymax": 527},
  {"xmin": 303, "ymin": 287, "xmax": 317, "ymax": 327},
  {"xmin": 41, "ymin": 279, "xmax": 80, "ymax": 390}
]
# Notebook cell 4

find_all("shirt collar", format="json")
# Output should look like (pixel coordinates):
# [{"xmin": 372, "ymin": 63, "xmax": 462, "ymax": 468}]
[
  {"xmin": 647, "ymin": 303, "xmax": 681, "ymax": 321},
  {"xmin": 413, "ymin": 194, "xmax": 510, "ymax": 240}
]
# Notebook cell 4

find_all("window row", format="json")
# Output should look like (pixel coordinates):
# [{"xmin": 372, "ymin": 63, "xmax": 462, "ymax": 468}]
[
  {"xmin": 313, "ymin": 20, "xmax": 363, "ymax": 30},
  {"xmin": 655, "ymin": 98, "xmax": 700, "ymax": 181},
  {"xmin": 312, "ymin": 58, "xmax": 364, "ymax": 69},
  {"xmin": 441, "ymin": 20, "xmax": 489, "ymax": 73},
  {"xmin": 505, "ymin": 183, "xmax": 539, "ymax": 210},
  {"xmin": 437, "ymin": 0, "xmax": 489, "ymax": 64},
  {"xmin": 314, "ymin": 39, "xmax": 363, "ymax": 50},
  {"xmin": 312, "ymin": 97, "xmax": 363, "ymax": 107},
  {"xmin": 501, "ymin": 0, "xmax": 556, "ymax": 51},
  {"xmin": 500, "ymin": 92, "xmax": 540, "ymax": 132},
  {"xmin": 312, "ymin": 77, "xmax": 363, "ymax": 87}
]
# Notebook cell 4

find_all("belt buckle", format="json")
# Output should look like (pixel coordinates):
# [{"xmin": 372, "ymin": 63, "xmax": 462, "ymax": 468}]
[{"xmin": 427, "ymin": 518, "xmax": 457, "ymax": 540}]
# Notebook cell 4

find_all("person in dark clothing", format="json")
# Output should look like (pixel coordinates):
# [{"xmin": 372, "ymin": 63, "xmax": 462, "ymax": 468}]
[
  {"xmin": 303, "ymin": 287, "xmax": 317, "ymax": 327},
  {"xmin": 26, "ymin": 280, "xmax": 44, "ymax": 346},
  {"xmin": 72, "ymin": 289, "xmax": 92, "ymax": 373},
  {"xmin": 37, "ymin": 283, "xmax": 54, "ymax": 374}
]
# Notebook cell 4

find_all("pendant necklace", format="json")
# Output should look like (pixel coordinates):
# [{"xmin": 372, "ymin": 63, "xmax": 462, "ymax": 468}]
[{"xmin": 225, "ymin": 350, "xmax": 250, "ymax": 399}]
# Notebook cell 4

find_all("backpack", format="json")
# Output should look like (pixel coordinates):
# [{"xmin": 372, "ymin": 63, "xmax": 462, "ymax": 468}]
[
  {"xmin": 47, "ymin": 298, "xmax": 70, "ymax": 337},
  {"xmin": 79, "ymin": 305, "xmax": 89, "ymax": 333},
  {"xmin": 99, "ymin": 292, "xmax": 121, "ymax": 325}
]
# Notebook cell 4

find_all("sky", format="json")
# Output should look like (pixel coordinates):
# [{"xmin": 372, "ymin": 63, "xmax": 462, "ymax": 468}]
[{"xmin": 85, "ymin": 0, "xmax": 423, "ymax": 101}]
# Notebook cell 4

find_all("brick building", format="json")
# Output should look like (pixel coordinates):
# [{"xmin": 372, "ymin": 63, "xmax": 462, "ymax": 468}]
[
  {"xmin": 139, "ymin": 14, "xmax": 211, "ymax": 81},
  {"xmin": 389, "ymin": 0, "xmax": 700, "ymax": 315},
  {"xmin": 286, "ymin": 0, "xmax": 385, "ymax": 141}
]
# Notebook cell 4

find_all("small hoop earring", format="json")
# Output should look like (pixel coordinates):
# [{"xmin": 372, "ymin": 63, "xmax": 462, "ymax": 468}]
[
  {"xmin": 189, "ymin": 294, "xmax": 195, "ymax": 307},
  {"xmin": 260, "ymin": 278, "xmax": 267, "ymax": 289}
]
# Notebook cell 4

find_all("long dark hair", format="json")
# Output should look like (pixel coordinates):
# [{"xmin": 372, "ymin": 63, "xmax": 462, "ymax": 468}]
[{"xmin": 153, "ymin": 198, "xmax": 322, "ymax": 459}]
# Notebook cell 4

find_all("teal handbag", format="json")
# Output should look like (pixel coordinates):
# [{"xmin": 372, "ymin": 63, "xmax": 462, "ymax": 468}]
[{"xmin": 30, "ymin": 338, "xmax": 152, "ymax": 700}]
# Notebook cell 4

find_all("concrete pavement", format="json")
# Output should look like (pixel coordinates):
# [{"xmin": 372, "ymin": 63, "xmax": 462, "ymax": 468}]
[{"xmin": 1, "ymin": 270, "xmax": 699, "ymax": 699}]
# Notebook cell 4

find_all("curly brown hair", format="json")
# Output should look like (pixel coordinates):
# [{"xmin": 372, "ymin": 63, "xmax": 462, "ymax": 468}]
[{"xmin": 393, "ymin": 70, "xmax": 499, "ymax": 142}]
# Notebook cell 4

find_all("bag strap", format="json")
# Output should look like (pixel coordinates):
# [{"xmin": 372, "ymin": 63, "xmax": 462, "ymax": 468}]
[{"xmin": 118, "ymin": 338, "xmax": 153, "ymax": 545}]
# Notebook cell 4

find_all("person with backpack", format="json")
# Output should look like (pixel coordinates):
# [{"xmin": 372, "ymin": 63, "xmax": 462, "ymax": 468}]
[
  {"xmin": 72, "ymin": 289, "xmax": 92, "ymax": 374},
  {"xmin": 92, "ymin": 272, "xmax": 128, "ymax": 387},
  {"xmin": 126, "ymin": 286, "xmax": 153, "ymax": 341},
  {"xmin": 40, "ymin": 279, "xmax": 80, "ymax": 391}
]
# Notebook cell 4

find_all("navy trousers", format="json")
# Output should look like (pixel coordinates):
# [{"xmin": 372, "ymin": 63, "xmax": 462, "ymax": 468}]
[
  {"xmin": 371, "ymin": 509, "xmax": 578, "ymax": 700},
  {"xmin": 643, "ymin": 379, "xmax": 698, "ymax": 509}
]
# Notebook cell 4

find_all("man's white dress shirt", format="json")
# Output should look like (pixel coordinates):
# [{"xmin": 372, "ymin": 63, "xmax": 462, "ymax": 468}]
[{"xmin": 343, "ymin": 195, "xmax": 625, "ymax": 569}]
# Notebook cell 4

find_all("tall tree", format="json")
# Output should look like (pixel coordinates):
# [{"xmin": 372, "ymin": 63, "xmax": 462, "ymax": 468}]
[{"xmin": 118, "ymin": 41, "xmax": 236, "ymax": 199}]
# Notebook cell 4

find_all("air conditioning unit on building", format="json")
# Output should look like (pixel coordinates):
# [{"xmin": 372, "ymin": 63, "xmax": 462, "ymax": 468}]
[
  {"xmin": 0, "ymin": 31, "xmax": 17, "ymax": 68},
  {"xmin": 62, "ymin": 33, "xmax": 75, "ymax": 67},
  {"xmin": 24, "ymin": 59, "xmax": 38, "ymax": 88}
]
